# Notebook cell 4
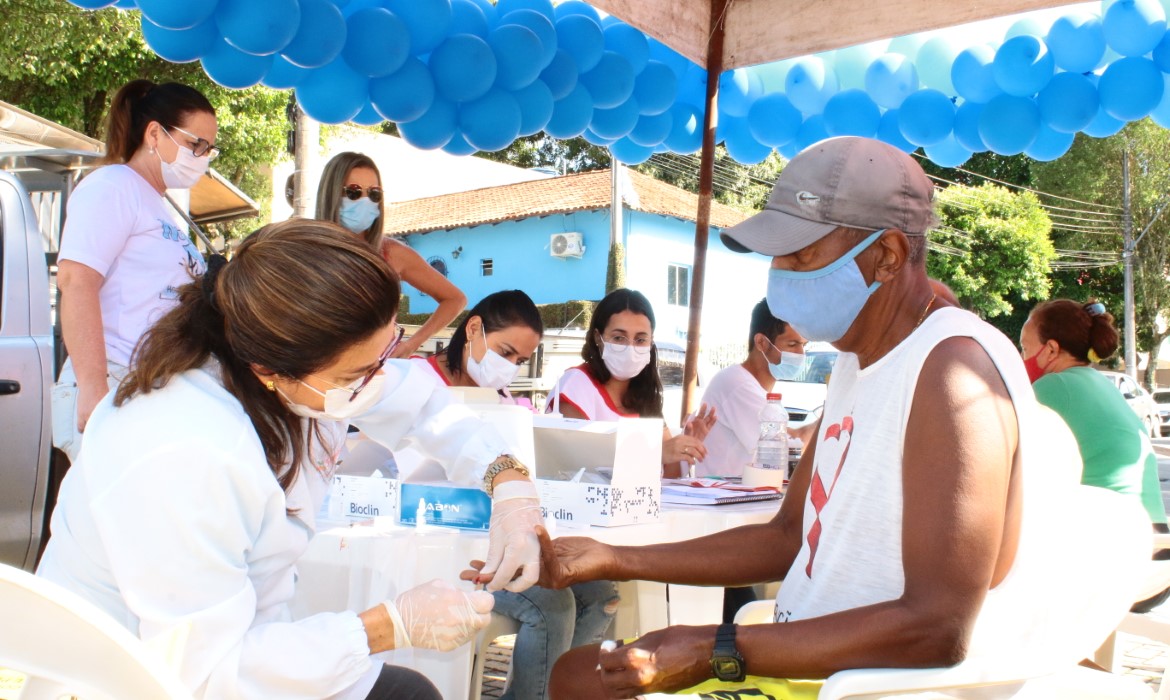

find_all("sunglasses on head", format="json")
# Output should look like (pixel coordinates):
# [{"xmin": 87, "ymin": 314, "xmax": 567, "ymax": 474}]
[{"xmin": 343, "ymin": 184, "xmax": 383, "ymax": 203}]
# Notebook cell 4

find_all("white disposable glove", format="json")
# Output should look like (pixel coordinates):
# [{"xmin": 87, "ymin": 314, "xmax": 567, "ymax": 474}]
[
  {"xmin": 385, "ymin": 579, "xmax": 494, "ymax": 652},
  {"xmin": 480, "ymin": 480, "xmax": 542, "ymax": 593}
]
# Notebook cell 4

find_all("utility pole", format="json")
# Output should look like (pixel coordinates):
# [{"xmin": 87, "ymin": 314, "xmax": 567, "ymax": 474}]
[
  {"xmin": 1123, "ymin": 145, "xmax": 1138, "ymax": 380},
  {"xmin": 289, "ymin": 97, "xmax": 319, "ymax": 218}
]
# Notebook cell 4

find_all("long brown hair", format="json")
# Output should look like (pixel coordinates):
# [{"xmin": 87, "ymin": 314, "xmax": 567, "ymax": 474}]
[
  {"xmin": 116, "ymin": 220, "xmax": 400, "ymax": 491},
  {"xmin": 317, "ymin": 151, "xmax": 385, "ymax": 248},
  {"xmin": 101, "ymin": 79, "xmax": 214, "ymax": 165},
  {"xmin": 1030, "ymin": 299, "xmax": 1119, "ymax": 364}
]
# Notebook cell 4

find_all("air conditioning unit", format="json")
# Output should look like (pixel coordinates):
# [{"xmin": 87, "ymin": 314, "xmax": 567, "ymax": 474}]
[{"xmin": 550, "ymin": 232, "xmax": 585, "ymax": 258}]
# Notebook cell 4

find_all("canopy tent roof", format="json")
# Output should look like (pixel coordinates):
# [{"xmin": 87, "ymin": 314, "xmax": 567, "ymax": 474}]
[{"xmin": 593, "ymin": 0, "xmax": 1077, "ymax": 70}]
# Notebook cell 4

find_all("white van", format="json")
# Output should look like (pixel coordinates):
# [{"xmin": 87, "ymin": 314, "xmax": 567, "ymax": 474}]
[{"xmin": 775, "ymin": 341, "xmax": 840, "ymax": 429}]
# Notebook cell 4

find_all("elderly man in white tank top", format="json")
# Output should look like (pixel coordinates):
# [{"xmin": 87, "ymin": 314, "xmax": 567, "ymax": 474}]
[{"xmin": 533, "ymin": 136, "xmax": 1112, "ymax": 700}]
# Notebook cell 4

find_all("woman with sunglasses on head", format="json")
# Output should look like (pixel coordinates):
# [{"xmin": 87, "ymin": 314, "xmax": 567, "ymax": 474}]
[
  {"xmin": 38, "ymin": 220, "xmax": 549, "ymax": 700},
  {"xmin": 317, "ymin": 152, "xmax": 466, "ymax": 358},
  {"xmin": 53, "ymin": 79, "xmax": 218, "ymax": 463},
  {"xmin": 548, "ymin": 288, "xmax": 714, "ymax": 479}
]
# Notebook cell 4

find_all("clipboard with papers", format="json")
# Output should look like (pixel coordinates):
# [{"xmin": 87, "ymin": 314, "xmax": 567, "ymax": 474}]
[{"xmin": 660, "ymin": 478, "xmax": 783, "ymax": 506}]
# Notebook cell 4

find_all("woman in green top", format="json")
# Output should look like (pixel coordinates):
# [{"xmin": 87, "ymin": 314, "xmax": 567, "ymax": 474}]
[{"xmin": 1022, "ymin": 299, "xmax": 1168, "ymax": 610}]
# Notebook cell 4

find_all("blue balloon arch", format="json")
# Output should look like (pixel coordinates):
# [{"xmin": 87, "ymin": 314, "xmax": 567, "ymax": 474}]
[{"xmin": 84, "ymin": 0, "xmax": 1170, "ymax": 166}]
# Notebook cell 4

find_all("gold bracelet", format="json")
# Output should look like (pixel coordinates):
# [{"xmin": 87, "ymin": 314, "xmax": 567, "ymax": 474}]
[{"xmin": 483, "ymin": 455, "xmax": 530, "ymax": 497}]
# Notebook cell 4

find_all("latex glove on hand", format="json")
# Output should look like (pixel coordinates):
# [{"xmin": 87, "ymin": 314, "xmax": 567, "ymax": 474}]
[
  {"xmin": 386, "ymin": 579, "xmax": 494, "ymax": 652},
  {"xmin": 479, "ymin": 480, "xmax": 542, "ymax": 593}
]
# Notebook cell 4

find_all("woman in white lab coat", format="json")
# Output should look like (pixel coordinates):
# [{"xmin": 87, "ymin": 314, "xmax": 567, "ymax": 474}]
[{"xmin": 37, "ymin": 220, "xmax": 543, "ymax": 700}]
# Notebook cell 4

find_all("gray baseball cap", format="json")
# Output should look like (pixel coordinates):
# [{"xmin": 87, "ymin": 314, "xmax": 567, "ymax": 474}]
[{"xmin": 721, "ymin": 136, "xmax": 936, "ymax": 257}]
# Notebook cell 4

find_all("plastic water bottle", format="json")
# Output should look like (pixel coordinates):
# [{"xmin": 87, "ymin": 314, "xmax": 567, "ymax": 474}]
[{"xmin": 756, "ymin": 393, "xmax": 788, "ymax": 471}]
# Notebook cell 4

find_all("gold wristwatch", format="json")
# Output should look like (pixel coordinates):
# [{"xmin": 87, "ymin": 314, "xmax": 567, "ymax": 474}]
[{"xmin": 483, "ymin": 455, "xmax": 530, "ymax": 496}]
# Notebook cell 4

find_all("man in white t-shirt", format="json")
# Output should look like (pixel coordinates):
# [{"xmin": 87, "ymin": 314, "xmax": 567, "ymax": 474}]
[{"xmin": 696, "ymin": 299, "xmax": 806, "ymax": 478}]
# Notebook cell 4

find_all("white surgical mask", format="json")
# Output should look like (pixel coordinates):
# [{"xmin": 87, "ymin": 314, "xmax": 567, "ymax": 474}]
[
  {"xmin": 158, "ymin": 128, "xmax": 211, "ymax": 190},
  {"xmin": 762, "ymin": 344, "xmax": 806, "ymax": 381},
  {"xmin": 339, "ymin": 197, "xmax": 381, "ymax": 233},
  {"xmin": 278, "ymin": 373, "xmax": 386, "ymax": 422},
  {"xmin": 465, "ymin": 331, "xmax": 521, "ymax": 390},
  {"xmin": 602, "ymin": 341, "xmax": 652, "ymax": 380}
]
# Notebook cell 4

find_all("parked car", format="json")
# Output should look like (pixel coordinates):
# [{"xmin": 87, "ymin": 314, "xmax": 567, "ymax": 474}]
[
  {"xmin": 1099, "ymin": 370, "xmax": 1161, "ymax": 438},
  {"xmin": 776, "ymin": 341, "xmax": 839, "ymax": 429},
  {"xmin": 1153, "ymin": 389, "xmax": 1170, "ymax": 437}
]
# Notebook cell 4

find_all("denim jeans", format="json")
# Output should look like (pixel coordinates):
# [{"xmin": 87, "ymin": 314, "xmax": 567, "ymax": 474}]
[{"xmin": 492, "ymin": 581, "xmax": 619, "ymax": 700}]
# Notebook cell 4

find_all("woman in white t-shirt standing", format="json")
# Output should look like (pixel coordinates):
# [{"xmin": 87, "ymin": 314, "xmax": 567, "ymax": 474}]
[{"xmin": 53, "ymin": 79, "xmax": 218, "ymax": 461}]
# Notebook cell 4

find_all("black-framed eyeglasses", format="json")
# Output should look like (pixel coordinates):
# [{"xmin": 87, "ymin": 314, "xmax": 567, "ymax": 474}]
[
  {"xmin": 1084, "ymin": 302, "xmax": 1107, "ymax": 317},
  {"xmin": 343, "ymin": 184, "xmax": 384, "ymax": 204},
  {"xmin": 349, "ymin": 326, "xmax": 405, "ymax": 401},
  {"xmin": 166, "ymin": 125, "xmax": 221, "ymax": 160}
]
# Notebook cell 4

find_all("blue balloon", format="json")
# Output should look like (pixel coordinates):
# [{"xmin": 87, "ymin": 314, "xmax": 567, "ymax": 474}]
[
  {"xmin": 216, "ymin": 0, "xmax": 300, "ymax": 56},
  {"xmin": 1005, "ymin": 17, "xmax": 1048, "ymax": 40},
  {"xmin": 468, "ymin": 0, "xmax": 497, "ymax": 28},
  {"xmin": 1037, "ymin": 72, "xmax": 1098, "ymax": 133},
  {"xmin": 1047, "ymin": 14, "xmax": 1106, "ymax": 73},
  {"xmin": 201, "ymin": 38, "xmax": 273, "ymax": 88},
  {"xmin": 343, "ymin": 9, "xmax": 410, "ymax": 76},
  {"xmin": 442, "ymin": 133, "xmax": 479, "ymax": 156},
  {"xmin": 138, "ymin": 0, "xmax": 216, "ymax": 29},
  {"xmin": 113, "ymin": 0, "xmax": 137, "ymax": 9},
  {"xmin": 834, "ymin": 42, "xmax": 886, "ymax": 91},
  {"xmin": 1152, "ymin": 75, "xmax": 1170, "ymax": 129},
  {"xmin": 647, "ymin": 37, "xmax": 690, "ymax": 80},
  {"xmin": 722, "ymin": 116, "xmax": 772, "ymax": 165},
  {"xmin": 923, "ymin": 135, "xmax": 973, "ymax": 168},
  {"xmin": 677, "ymin": 63, "xmax": 708, "ymax": 108},
  {"xmin": 398, "ymin": 97, "xmax": 458, "ymax": 149},
  {"xmin": 582, "ymin": 129, "xmax": 615, "ymax": 147},
  {"xmin": 795, "ymin": 115, "xmax": 830, "ymax": 151},
  {"xmin": 951, "ymin": 45, "xmax": 1000, "ymax": 104},
  {"xmin": 489, "ymin": 24, "xmax": 543, "ymax": 89},
  {"xmin": 351, "ymin": 101, "xmax": 384, "ymax": 126},
  {"xmin": 1103, "ymin": 0, "xmax": 1166, "ymax": 57},
  {"xmin": 785, "ymin": 57, "xmax": 837, "ymax": 113},
  {"xmin": 500, "ymin": 9, "xmax": 557, "ymax": 69},
  {"xmin": 555, "ymin": 0, "xmax": 599, "ymax": 22},
  {"xmin": 897, "ymin": 89, "xmax": 955, "ymax": 146},
  {"xmin": 978, "ymin": 94, "xmax": 1039, "ymax": 155},
  {"xmin": 142, "ymin": 16, "xmax": 217, "ymax": 63},
  {"xmin": 748, "ymin": 93, "xmax": 801, "ymax": 147},
  {"xmin": 822, "ymin": 89, "xmax": 880, "ymax": 137},
  {"xmin": 1024, "ymin": 124, "xmax": 1075, "ymax": 161},
  {"xmin": 514, "ymin": 79, "xmax": 553, "ymax": 136},
  {"xmin": 497, "ymin": 0, "xmax": 553, "ymax": 16},
  {"xmin": 865, "ymin": 53, "xmax": 918, "ymax": 108},
  {"xmin": 449, "ymin": 0, "xmax": 489, "ymax": 37},
  {"xmin": 628, "ymin": 111, "xmax": 672, "ymax": 147},
  {"xmin": 295, "ymin": 59, "xmax": 369, "ymax": 124},
  {"xmin": 778, "ymin": 141, "xmax": 800, "ymax": 160},
  {"xmin": 262, "ymin": 55, "xmax": 310, "ymax": 87},
  {"xmin": 876, "ymin": 109, "xmax": 916, "ymax": 153},
  {"xmin": 916, "ymin": 37, "xmax": 960, "ymax": 96},
  {"xmin": 545, "ymin": 83, "xmax": 593, "ymax": 138},
  {"xmin": 1099, "ymin": 56, "xmax": 1164, "ymax": 120},
  {"xmin": 281, "ymin": 0, "xmax": 346, "ymax": 68},
  {"xmin": 663, "ymin": 102, "xmax": 702, "ymax": 154},
  {"xmin": 634, "ymin": 61, "xmax": 677, "ymax": 116},
  {"xmin": 720, "ymin": 68, "xmax": 762, "ymax": 118},
  {"xmin": 609, "ymin": 137, "xmax": 654, "ymax": 164},
  {"xmin": 952, "ymin": 100, "xmax": 985, "ymax": 152},
  {"xmin": 540, "ymin": 49, "xmax": 578, "ymax": 100},
  {"xmin": 385, "ymin": 0, "xmax": 452, "ymax": 55},
  {"xmin": 71, "ymin": 0, "xmax": 117, "ymax": 8},
  {"xmin": 556, "ymin": 15, "xmax": 604, "ymax": 73},
  {"xmin": 992, "ymin": 35, "xmax": 1054, "ymax": 97},
  {"xmin": 579, "ymin": 51, "xmax": 635, "ymax": 109},
  {"xmin": 459, "ymin": 89, "xmax": 521, "ymax": 151},
  {"xmin": 369, "ymin": 57, "xmax": 435, "ymax": 122},
  {"xmin": 590, "ymin": 99, "xmax": 640, "ymax": 140},
  {"xmin": 430, "ymin": 34, "xmax": 497, "ymax": 102},
  {"xmin": 604, "ymin": 23, "xmax": 649, "ymax": 74},
  {"xmin": 1082, "ymin": 102, "xmax": 1127, "ymax": 137}
]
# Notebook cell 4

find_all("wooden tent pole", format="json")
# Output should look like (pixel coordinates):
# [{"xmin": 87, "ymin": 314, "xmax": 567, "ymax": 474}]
[{"xmin": 680, "ymin": 0, "xmax": 729, "ymax": 425}]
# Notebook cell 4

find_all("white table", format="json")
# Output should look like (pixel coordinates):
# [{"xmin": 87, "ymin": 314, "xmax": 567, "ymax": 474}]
[{"xmin": 291, "ymin": 500, "xmax": 780, "ymax": 700}]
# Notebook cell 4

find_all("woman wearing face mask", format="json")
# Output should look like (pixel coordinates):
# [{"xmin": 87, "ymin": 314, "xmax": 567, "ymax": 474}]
[
  {"xmin": 317, "ymin": 152, "xmax": 466, "ymax": 358},
  {"xmin": 548, "ymin": 288, "xmax": 713, "ymax": 477},
  {"xmin": 53, "ymin": 79, "xmax": 217, "ymax": 463},
  {"xmin": 412, "ymin": 290, "xmax": 541, "ymax": 404},
  {"xmin": 38, "ymin": 221, "xmax": 549, "ymax": 700}
]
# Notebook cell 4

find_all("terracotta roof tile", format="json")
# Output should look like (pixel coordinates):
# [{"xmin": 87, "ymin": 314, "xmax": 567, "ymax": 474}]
[{"xmin": 382, "ymin": 168, "xmax": 750, "ymax": 236}]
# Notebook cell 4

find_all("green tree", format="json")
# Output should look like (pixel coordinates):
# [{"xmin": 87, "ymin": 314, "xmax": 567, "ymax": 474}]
[
  {"xmin": 928, "ymin": 183, "xmax": 1055, "ymax": 334},
  {"xmin": 0, "ymin": 0, "xmax": 288, "ymax": 240}
]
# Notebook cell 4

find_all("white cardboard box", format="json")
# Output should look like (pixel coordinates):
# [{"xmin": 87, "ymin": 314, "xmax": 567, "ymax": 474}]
[{"xmin": 532, "ymin": 415, "xmax": 662, "ymax": 527}]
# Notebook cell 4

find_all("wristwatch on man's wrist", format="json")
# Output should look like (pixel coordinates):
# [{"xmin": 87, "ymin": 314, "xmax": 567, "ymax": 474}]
[
  {"xmin": 710, "ymin": 623, "xmax": 746, "ymax": 682},
  {"xmin": 483, "ymin": 455, "xmax": 530, "ymax": 497}
]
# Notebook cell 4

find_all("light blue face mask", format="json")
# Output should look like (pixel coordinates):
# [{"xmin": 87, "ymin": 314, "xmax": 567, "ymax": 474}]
[
  {"xmin": 766, "ymin": 229, "xmax": 885, "ymax": 343},
  {"xmin": 762, "ymin": 343, "xmax": 806, "ymax": 381},
  {"xmin": 339, "ymin": 197, "xmax": 380, "ymax": 234}
]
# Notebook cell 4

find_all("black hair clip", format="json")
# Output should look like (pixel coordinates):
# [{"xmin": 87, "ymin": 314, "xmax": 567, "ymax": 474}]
[{"xmin": 202, "ymin": 253, "xmax": 228, "ymax": 311}]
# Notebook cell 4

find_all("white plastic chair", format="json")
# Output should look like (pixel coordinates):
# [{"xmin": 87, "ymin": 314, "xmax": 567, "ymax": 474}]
[
  {"xmin": 0, "ymin": 564, "xmax": 194, "ymax": 700},
  {"xmin": 469, "ymin": 612, "xmax": 521, "ymax": 700}
]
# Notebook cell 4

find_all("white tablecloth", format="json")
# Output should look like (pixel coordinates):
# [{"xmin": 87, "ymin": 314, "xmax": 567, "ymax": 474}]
[{"xmin": 291, "ymin": 500, "xmax": 781, "ymax": 700}]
